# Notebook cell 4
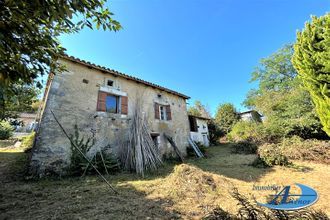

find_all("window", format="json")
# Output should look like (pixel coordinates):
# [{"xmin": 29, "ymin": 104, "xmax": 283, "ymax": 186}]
[
  {"xmin": 107, "ymin": 79, "xmax": 114, "ymax": 87},
  {"xmin": 189, "ymin": 116, "xmax": 198, "ymax": 132},
  {"xmin": 105, "ymin": 95, "xmax": 119, "ymax": 113},
  {"xmin": 154, "ymin": 103, "xmax": 171, "ymax": 120},
  {"xmin": 97, "ymin": 91, "xmax": 128, "ymax": 115},
  {"xmin": 159, "ymin": 105, "xmax": 166, "ymax": 121}
]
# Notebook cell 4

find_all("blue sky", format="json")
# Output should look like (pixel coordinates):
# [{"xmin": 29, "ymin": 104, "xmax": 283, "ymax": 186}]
[{"xmin": 59, "ymin": 0, "xmax": 329, "ymax": 116}]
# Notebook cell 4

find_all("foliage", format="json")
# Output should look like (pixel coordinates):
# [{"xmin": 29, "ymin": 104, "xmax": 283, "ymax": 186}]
[
  {"xmin": 292, "ymin": 13, "xmax": 330, "ymax": 136},
  {"xmin": 187, "ymin": 100, "xmax": 211, "ymax": 118},
  {"xmin": 214, "ymin": 103, "xmax": 239, "ymax": 134},
  {"xmin": 244, "ymin": 45, "xmax": 326, "ymax": 139},
  {"xmin": 253, "ymin": 143, "xmax": 290, "ymax": 167},
  {"xmin": 69, "ymin": 124, "xmax": 95, "ymax": 175},
  {"xmin": 81, "ymin": 148, "xmax": 121, "ymax": 175},
  {"xmin": 20, "ymin": 132, "xmax": 35, "ymax": 152},
  {"xmin": 274, "ymin": 136, "xmax": 329, "ymax": 164},
  {"xmin": 207, "ymin": 119, "xmax": 224, "ymax": 145},
  {"xmin": 228, "ymin": 121, "xmax": 276, "ymax": 144},
  {"xmin": 0, "ymin": 81, "xmax": 40, "ymax": 120},
  {"xmin": 1, "ymin": 0, "xmax": 121, "ymax": 87},
  {"xmin": 205, "ymin": 188, "xmax": 329, "ymax": 219},
  {"xmin": 231, "ymin": 141, "xmax": 258, "ymax": 155},
  {"xmin": 0, "ymin": 120, "xmax": 14, "ymax": 140}
]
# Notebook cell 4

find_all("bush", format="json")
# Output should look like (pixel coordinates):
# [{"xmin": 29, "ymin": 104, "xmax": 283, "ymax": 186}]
[
  {"xmin": 0, "ymin": 120, "xmax": 14, "ymax": 140},
  {"xmin": 20, "ymin": 132, "xmax": 35, "ymax": 152},
  {"xmin": 228, "ymin": 121, "xmax": 273, "ymax": 144},
  {"xmin": 252, "ymin": 143, "xmax": 290, "ymax": 167},
  {"xmin": 69, "ymin": 124, "xmax": 120, "ymax": 176},
  {"xmin": 278, "ymin": 136, "xmax": 329, "ymax": 164},
  {"xmin": 231, "ymin": 141, "xmax": 258, "ymax": 154}
]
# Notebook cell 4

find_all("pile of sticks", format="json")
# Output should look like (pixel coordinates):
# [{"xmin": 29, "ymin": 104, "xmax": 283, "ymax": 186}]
[{"xmin": 120, "ymin": 103, "xmax": 162, "ymax": 177}]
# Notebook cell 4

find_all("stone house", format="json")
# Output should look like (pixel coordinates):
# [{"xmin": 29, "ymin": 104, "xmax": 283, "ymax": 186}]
[
  {"xmin": 30, "ymin": 55, "xmax": 191, "ymax": 176},
  {"xmin": 188, "ymin": 115, "xmax": 210, "ymax": 146}
]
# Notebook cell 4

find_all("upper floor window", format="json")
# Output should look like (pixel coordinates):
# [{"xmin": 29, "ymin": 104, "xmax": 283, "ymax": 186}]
[
  {"xmin": 154, "ymin": 103, "xmax": 171, "ymax": 121},
  {"xmin": 107, "ymin": 79, "xmax": 114, "ymax": 87},
  {"xmin": 159, "ymin": 105, "xmax": 166, "ymax": 120},
  {"xmin": 106, "ymin": 95, "xmax": 118, "ymax": 113},
  {"xmin": 97, "ymin": 91, "xmax": 128, "ymax": 115}
]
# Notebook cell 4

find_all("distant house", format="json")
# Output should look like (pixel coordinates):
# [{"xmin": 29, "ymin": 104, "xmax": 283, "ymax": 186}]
[
  {"xmin": 15, "ymin": 113, "xmax": 37, "ymax": 132},
  {"xmin": 188, "ymin": 115, "xmax": 210, "ymax": 146},
  {"xmin": 239, "ymin": 110, "xmax": 262, "ymax": 122}
]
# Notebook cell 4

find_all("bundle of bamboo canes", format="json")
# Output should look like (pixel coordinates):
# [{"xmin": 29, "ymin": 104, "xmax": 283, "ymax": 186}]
[{"xmin": 120, "ymin": 103, "xmax": 163, "ymax": 177}]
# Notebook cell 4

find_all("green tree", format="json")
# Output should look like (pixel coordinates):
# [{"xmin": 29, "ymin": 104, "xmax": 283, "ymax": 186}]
[
  {"xmin": 188, "ymin": 100, "xmax": 210, "ymax": 118},
  {"xmin": 244, "ymin": 45, "xmax": 326, "ymax": 139},
  {"xmin": 0, "ymin": 81, "xmax": 40, "ymax": 120},
  {"xmin": 1, "ymin": 1, "xmax": 121, "ymax": 87},
  {"xmin": 214, "ymin": 103, "xmax": 239, "ymax": 134},
  {"xmin": 292, "ymin": 13, "xmax": 330, "ymax": 136}
]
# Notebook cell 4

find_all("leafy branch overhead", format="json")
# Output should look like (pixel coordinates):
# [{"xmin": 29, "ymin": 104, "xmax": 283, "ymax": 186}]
[{"xmin": 0, "ymin": 0, "xmax": 121, "ymax": 87}]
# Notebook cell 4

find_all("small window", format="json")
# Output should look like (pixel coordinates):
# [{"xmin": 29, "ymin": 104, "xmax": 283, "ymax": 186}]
[
  {"xmin": 105, "ymin": 94, "xmax": 119, "ymax": 113},
  {"xmin": 107, "ymin": 80, "xmax": 114, "ymax": 87},
  {"xmin": 159, "ymin": 105, "xmax": 167, "ymax": 121}
]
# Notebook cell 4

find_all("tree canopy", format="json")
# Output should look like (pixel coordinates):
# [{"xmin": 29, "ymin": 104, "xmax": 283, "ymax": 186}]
[
  {"xmin": 244, "ymin": 45, "xmax": 326, "ymax": 139},
  {"xmin": 187, "ymin": 100, "xmax": 211, "ymax": 118},
  {"xmin": 1, "ymin": 0, "xmax": 121, "ymax": 87},
  {"xmin": 292, "ymin": 13, "xmax": 330, "ymax": 136},
  {"xmin": 214, "ymin": 103, "xmax": 239, "ymax": 134}
]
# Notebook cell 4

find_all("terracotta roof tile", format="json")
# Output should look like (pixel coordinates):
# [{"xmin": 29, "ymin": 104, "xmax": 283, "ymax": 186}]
[{"xmin": 61, "ymin": 54, "xmax": 190, "ymax": 99}]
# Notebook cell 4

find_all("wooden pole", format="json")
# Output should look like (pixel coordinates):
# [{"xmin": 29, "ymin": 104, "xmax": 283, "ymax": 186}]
[{"xmin": 50, "ymin": 110, "xmax": 118, "ymax": 194}]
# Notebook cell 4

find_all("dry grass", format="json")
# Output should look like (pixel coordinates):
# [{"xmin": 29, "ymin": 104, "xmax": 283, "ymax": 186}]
[{"xmin": 0, "ymin": 143, "xmax": 329, "ymax": 219}]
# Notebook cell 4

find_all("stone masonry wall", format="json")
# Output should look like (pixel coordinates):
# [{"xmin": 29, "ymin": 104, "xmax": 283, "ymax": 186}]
[{"xmin": 30, "ymin": 59, "xmax": 190, "ymax": 176}]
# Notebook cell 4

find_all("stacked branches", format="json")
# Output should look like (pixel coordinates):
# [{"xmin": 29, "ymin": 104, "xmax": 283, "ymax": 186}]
[{"xmin": 120, "ymin": 101, "xmax": 162, "ymax": 177}]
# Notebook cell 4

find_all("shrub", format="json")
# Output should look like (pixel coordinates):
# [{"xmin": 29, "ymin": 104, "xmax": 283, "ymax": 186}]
[
  {"xmin": 69, "ymin": 124, "xmax": 120, "ymax": 176},
  {"xmin": 0, "ymin": 120, "xmax": 14, "ymax": 140},
  {"xmin": 20, "ymin": 132, "xmax": 35, "ymax": 152},
  {"xmin": 228, "ymin": 121, "xmax": 282, "ymax": 144},
  {"xmin": 231, "ymin": 141, "xmax": 258, "ymax": 154},
  {"xmin": 253, "ymin": 143, "xmax": 290, "ymax": 167},
  {"xmin": 278, "ymin": 136, "xmax": 330, "ymax": 164},
  {"xmin": 228, "ymin": 121, "xmax": 270, "ymax": 144}
]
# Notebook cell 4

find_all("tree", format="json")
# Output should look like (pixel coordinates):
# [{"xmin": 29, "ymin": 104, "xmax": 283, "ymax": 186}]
[
  {"xmin": 207, "ymin": 119, "xmax": 224, "ymax": 145},
  {"xmin": 1, "ymin": 1, "xmax": 121, "ymax": 87},
  {"xmin": 244, "ymin": 45, "xmax": 326, "ymax": 139},
  {"xmin": 0, "ymin": 81, "xmax": 40, "ymax": 120},
  {"xmin": 292, "ymin": 13, "xmax": 330, "ymax": 136},
  {"xmin": 214, "ymin": 103, "xmax": 239, "ymax": 134},
  {"xmin": 188, "ymin": 100, "xmax": 211, "ymax": 118}
]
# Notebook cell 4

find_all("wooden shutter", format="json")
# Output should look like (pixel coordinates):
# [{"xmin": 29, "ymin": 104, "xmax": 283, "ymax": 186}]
[
  {"xmin": 154, "ymin": 103, "xmax": 160, "ymax": 119},
  {"xmin": 121, "ymin": 96, "xmax": 128, "ymax": 115},
  {"xmin": 166, "ymin": 105, "xmax": 172, "ymax": 120},
  {"xmin": 97, "ymin": 91, "xmax": 107, "ymax": 112}
]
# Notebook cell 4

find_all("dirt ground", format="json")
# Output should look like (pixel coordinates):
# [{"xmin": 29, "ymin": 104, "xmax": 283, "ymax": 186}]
[{"xmin": 0, "ymin": 142, "xmax": 329, "ymax": 219}]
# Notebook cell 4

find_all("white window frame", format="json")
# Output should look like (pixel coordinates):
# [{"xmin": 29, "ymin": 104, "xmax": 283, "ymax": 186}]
[{"xmin": 159, "ymin": 105, "xmax": 167, "ymax": 121}]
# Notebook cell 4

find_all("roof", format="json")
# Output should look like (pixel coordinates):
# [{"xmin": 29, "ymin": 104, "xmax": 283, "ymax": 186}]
[
  {"xmin": 188, "ymin": 114, "xmax": 211, "ymax": 121},
  {"xmin": 60, "ymin": 55, "xmax": 190, "ymax": 99},
  {"xmin": 239, "ymin": 110, "xmax": 262, "ymax": 116}
]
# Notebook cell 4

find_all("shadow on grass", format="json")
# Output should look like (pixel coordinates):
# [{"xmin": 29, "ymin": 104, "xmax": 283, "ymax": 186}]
[
  {"xmin": 185, "ymin": 143, "xmax": 275, "ymax": 182},
  {"xmin": 0, "ymin": 151, "xmax": 181, "ymax": 220}
]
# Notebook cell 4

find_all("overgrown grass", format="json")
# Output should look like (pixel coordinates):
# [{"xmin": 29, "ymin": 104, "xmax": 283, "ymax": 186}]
[{"xmin": 0, "ymin": 143, "xmax": 329, "ymax": 219}]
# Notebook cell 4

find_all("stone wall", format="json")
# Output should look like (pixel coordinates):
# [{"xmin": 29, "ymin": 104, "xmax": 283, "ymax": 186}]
[{"xmin": 30, "ymin": 58, "xmax": 190, "ymax": 176}]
